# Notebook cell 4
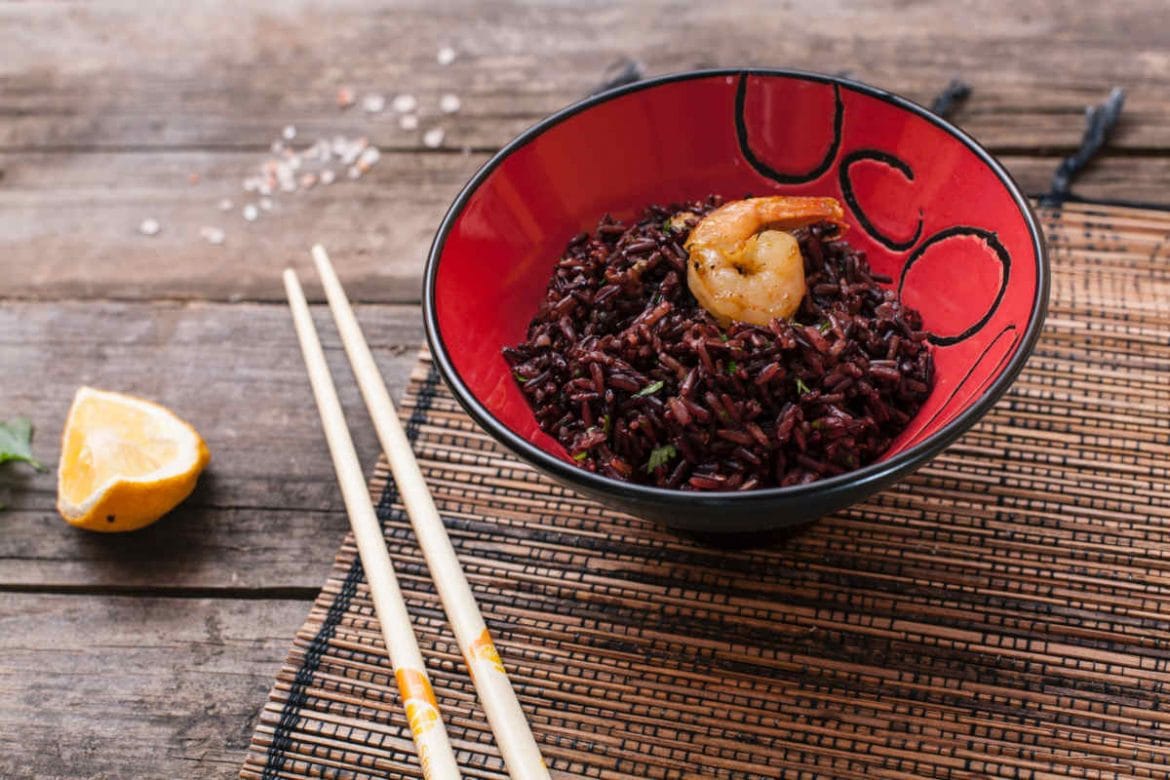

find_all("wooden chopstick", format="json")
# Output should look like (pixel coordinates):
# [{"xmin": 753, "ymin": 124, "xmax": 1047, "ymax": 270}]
[
  {"xmin": 282, "ymin": 269, "xmax": 462, "ymax": 780},
  {"xmin": 310, "ymin": 245, "xmax": 551, "ymax": 780}
]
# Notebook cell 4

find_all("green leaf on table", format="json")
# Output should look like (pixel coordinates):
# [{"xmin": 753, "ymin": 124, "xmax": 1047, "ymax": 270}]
[
  {"xmin": 645, "ymin": 444, "xmax": 677, "ymax": 473},
  {"xmin": 632, "ymin": 380, "xmax": 665, "ymax": 398},
  {"xmin": 0, "ymin": 417, "xmax": 45, "ymax": 471}
]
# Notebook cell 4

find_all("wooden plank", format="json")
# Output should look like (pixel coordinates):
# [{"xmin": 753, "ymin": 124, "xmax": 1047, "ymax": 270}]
[
  {"xmin": 0, "ymin": 593, "xmax": 307, "ymax": 779},
  {"xmin": 0, "ymin": 507, "xmax": 347, "ymax": 592},
  {"xmin": 2, "ymin": 0, "xmax": 1168, "ymax": 152},
  {"xmin": 3, "ymin": 148, "xmax": 1168, "ymax": 304},
  {"xmin": 0, "ymin": 301, "xmax": 422, "ymax": 590},
  {"xmin": 0, "ymin": 149, "xmax": 484, "ymax": 303}
]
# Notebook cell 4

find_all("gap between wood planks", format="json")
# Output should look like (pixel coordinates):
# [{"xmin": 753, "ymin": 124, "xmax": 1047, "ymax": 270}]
[{"xmin": 0, "ymin": 582, "xmax": 322, "ymax": 599}]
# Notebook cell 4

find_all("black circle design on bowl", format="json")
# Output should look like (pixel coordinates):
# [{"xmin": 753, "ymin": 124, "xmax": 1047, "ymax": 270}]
[
  {"xmin": 898, "ymin": 225, "xmax": 1012, "ymax": 346},
  {"xmin": 734, "ymin": 72, "xmax": 843, "ymax": 184},
  {"xmin": 839, "ymin": 149, "xmax": 924, "ymax": 252},
  {"xmin": 918, "ymin": 323, "xmax": 1019, "ymax": 434}
]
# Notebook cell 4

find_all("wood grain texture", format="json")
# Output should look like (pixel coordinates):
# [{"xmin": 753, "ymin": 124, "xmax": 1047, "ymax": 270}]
[
  {"xmin": 3, "ymin": 0, "xmax": 1168, "ymax": 152},
  {"xmin": 0, "ymin": 593, "xmax": 308, "ymax": 780},
  {"xmin": 0, "ymin": 301, "xmax": 421, "ymax": 590},
  {"xmin": 0, "ymin": 150, "xmax": 485, "ymax": 302}
]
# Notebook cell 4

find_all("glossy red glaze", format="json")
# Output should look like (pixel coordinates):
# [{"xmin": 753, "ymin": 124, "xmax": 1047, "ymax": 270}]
[{"xmin": 430, "ymin": 71, "xmax": 1044, "ymax": 477}]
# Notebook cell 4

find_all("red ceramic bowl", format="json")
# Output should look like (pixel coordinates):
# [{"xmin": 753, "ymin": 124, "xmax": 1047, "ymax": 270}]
[{"xmin": 424, "ymin": 69, "xmax": 1048, "ymax": 533}]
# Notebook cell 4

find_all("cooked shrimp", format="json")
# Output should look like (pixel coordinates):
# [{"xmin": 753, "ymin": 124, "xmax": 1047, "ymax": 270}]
[{"xmin": 684, "ymin": 196, "xmax": 848, "ymax": 326}]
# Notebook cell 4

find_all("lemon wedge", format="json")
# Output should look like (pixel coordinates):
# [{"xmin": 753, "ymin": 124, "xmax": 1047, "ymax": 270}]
[{"xmin": 56, "ymin": 387, "xmax": 210, "ymax": 532}]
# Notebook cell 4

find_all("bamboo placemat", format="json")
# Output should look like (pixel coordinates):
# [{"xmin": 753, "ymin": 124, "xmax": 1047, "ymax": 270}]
[{"xmin": 241, "ymin": 202, "xmax": 1170, "ymax": 779}]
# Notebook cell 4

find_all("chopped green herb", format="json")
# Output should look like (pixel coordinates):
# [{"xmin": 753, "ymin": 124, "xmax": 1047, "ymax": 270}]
[
  {"xmin": 601, "ymin": 414, "xmax": 612, "ymax": 434},
  {"xmin": 795, "ymin": 377, "xmax": 812, "ymax": 395},
  {"xmin": 720, "ymin": 333, "xmax": 730, "ymax": 342},
  {"xmin": 727, "ymin": 360, "xmax": 739, "ymax": 373},
  {"xmin": 512, "ymin": 369, "xmax": 527, "ymax": 383},
  {"xmin": 645, "ymin": 444, "xmax": 677, "ymax": 473},
  {"xmin": 661, "ymin": 218, "xmax": 673, "ymax": 233},
  {"xmin": 572, "ymin": 451, "xmax": 589, "ymax": 462},
  {"xmin": 0, "ymin": 417, "xmax": 43, "ymax": 470},
  {"xmin": 632, "ymin": 380, "xmax": 665, "ymax": 398},
  {"xmin": 810, "ymin": 419, "xmax": 825, "ymax": 430},
  {"xmin": 817, "ymin": 320, "xmax": 832, "ymax": 334}
]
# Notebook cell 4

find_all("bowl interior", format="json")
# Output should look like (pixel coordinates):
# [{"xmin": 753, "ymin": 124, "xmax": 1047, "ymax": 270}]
[{"xmin": 430, "ymin": 70, "xmax": 1043, "ymax": 471}]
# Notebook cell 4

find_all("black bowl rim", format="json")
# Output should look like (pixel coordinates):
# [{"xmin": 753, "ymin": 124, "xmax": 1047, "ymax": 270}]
[{"xmin": 423, "ymin": 67, "xmax": 1050, "ymax": 510}]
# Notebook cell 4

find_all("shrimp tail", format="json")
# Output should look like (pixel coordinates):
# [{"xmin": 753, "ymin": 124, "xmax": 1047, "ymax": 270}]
[{"xmin": 754, "ymin": 196, "xmax": 848, "ymax": 235}]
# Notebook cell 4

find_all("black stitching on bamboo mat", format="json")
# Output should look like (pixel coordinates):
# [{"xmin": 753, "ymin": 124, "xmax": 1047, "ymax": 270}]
[{"xmin": 261, "ymin": 365, "xmax": 441, "ymax": 780}]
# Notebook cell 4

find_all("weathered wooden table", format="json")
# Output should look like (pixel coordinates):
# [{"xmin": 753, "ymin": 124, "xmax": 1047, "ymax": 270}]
[{"xmin": 2, "ymin": 2, "xmax": 1166, "ymax": 777}]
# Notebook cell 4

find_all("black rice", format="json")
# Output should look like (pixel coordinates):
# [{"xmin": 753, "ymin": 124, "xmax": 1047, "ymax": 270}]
[{"xmin": 502, "ymin": 195, "xmax": 934, "ymax": 491}]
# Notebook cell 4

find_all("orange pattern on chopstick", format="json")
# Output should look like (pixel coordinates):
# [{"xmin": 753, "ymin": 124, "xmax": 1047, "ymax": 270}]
[
  {"xmin": 396, "ymin": 668, "xmax": 442, "ymax": 737},
  {"xmin": 467, "ymin": 628, "xmax": 507, "ymax": 676}
]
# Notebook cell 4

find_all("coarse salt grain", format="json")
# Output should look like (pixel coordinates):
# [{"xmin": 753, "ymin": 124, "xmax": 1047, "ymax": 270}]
[
  {"xmin": 359, "ymin": 146, "xmax": 381, "ymax": 165},
  {"xmin": 200, "ymin": 226, "xmax": 226, "ymax": 245},
  {"xmin": 305, "ymin": 138, "xmax": 331, "ymax": 161},
  {"xmin": 347, "ymin": 166, "xmax": 361, "ymax": 180},
  {"xmin": 439, "ymin": 94, "xmax": 461, "ymax": 114},
  {"xmin": 276, "ymin": 165, "xmax": 297, "ymax": 192},
  {"xmin": 391, "ymin": 94, "xmax": 417, "ymax": 113},
  {"xmin": 423, "ymin": 127, "xmax": 445, "ymax": 148},
  {"xmin": 242, "ymin": 204, "xmax": 259, "ymax": 221},
  {"xmin": 218, "ymin": 198, "xmax": 234, "ymax": 211},
  {"xmin": 362, "ymin": 93, "xmax": 386, "ymax": 113},
  {"xmin": 437, "ymin": 46, "xmax": 456, "ymax": 65},
  {"xmin": 338, "ymin": 136, "xmax": 367, "ymax": 165},
  {"xmin": 259, "ymin": 197, "xmax": 274, "ymax": 211},
  {"xmin": 399, "ymin": 114, "xmax": 419, "ymax": 130},
  {"xmin": 299, "ymin": 172, "xmax": 318, "ymax": 189},
  {"xmin": 282, "ymin": 125, "xmax": 296, "ymax": 141},
  {"xmin": 138, "ymin": 218, "xmax": 161, "ymax": 236},
  {"xmin": 356, "ymin": 146, "xmax": 380, "ymax": 173},
  {"xmin": 320, "ymin": 169, "xmax": 336, "ymax": 185},
  {"xmin": 270, "ymin": 140, "xmax": 284, "ymax": 154}
]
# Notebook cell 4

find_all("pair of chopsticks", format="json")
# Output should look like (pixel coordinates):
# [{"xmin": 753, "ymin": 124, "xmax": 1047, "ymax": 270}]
[{"xmin": 283, "ymin": 247, "xmax": 549, "ymax": 780}]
